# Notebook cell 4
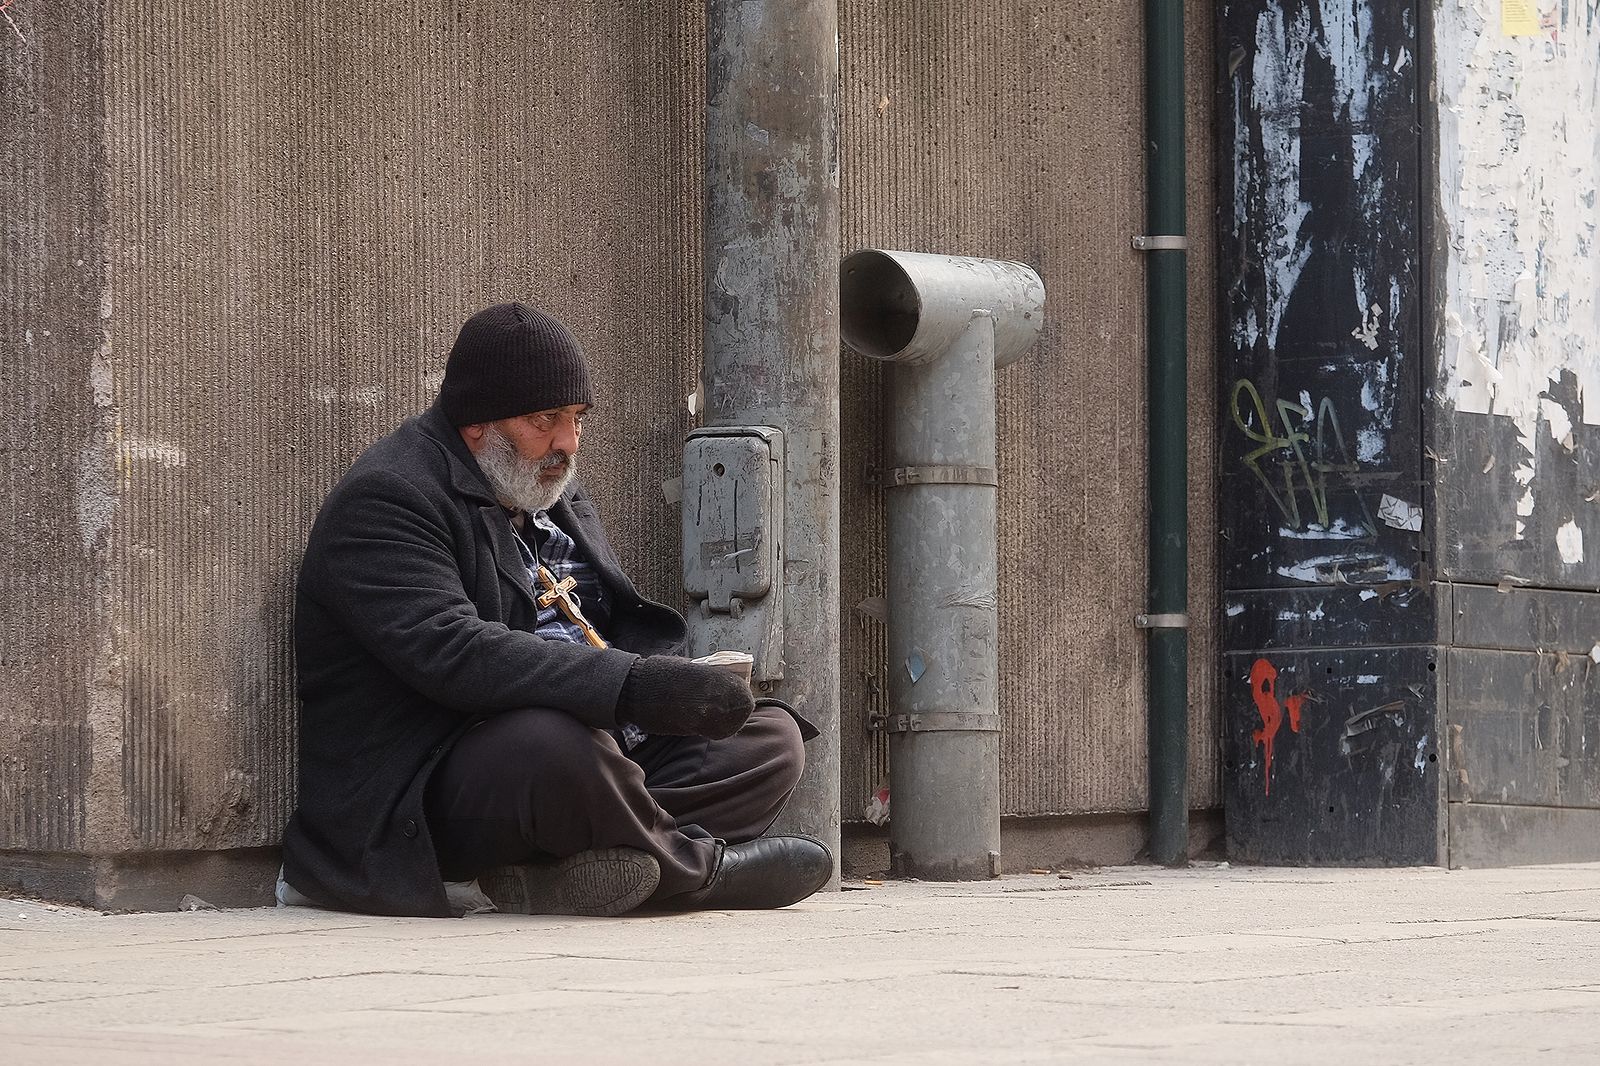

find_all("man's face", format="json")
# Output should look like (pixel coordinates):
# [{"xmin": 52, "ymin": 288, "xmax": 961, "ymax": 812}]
[
  {"xmin": 462, "ymin": 404, "xmax": 589, "ymax": 512},
  {"xmin": 492, "ymin": 404, "xmax": 587, "ymax": 464}
]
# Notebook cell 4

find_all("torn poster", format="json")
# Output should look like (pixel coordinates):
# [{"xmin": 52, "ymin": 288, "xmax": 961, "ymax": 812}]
[
  {"xmin": 1378, "ymin": 494, "xmax": 1424, "ymax": 532},
  {"xmin": 1501, "ymin": 0, "xmax": 1538, "ymax": 35}
]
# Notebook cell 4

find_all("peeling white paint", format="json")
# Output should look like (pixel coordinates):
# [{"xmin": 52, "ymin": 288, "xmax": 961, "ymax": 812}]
[
  {"xmin": 1351, "ymin": 303, "xmax": 1383, "ymax": 350},
  {"xmin": 1414, "ymin": 734, "xmax": 1430, "ymax": 772},
  {"xmin": 1277, "ymin": 517, "xmax": 1368, "ymax": 540},
  {"xmin": 1318, "ymin": 2, "xmax": 1383, "ymax": 120},
  {"xmin": 1438, "ymin": 3, "xmax": 1600, "ymax": 426},
  {"xmin": 1356, "ymin": 674, "xmax": 1380, "ymax": 683},
  {"xmin": 1557, "ymin": 519, "xmax": 1585, "ymax": 564},
  {"xmin": 1540, "ymin": 397, "xmax": 1575, "ymax": 443},
  {"xmin": 1275, "ymin": 554, "xmax": 1412, "ymax": 585},
  {"xmin": 1437, "ymin": 3, "xmax": 1599, "ymax": 563},
  {"xmin": 1276, "ymin": 559, "xmax": 1329, "ymax": 584},
  {"xmin": 1238, "ymin": 8, "xmax": 1407, "ymax": 357},
  {"xmin": 1236, "ymin": 6, "xmax": 1313, "ymax": 351}
]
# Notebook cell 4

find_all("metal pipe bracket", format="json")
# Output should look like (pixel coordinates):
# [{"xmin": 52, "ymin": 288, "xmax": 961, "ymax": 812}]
[
  {"xmin": 885, "ymin": 711, "xmax": 1002, "ymax": 734},
  {"xmin": 885, "ymin": 464, "xmax": 998, "ymax": 489}
]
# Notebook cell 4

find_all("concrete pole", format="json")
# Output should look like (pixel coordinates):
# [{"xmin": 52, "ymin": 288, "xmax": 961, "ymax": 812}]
[{"xmin": 702, "ymin": 1, "xmax": 841, "ymax": 867}]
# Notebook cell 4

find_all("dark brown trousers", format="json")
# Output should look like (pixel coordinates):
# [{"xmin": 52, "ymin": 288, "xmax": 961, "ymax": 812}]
[{"xmin": 423, "ymin": 706, "xmax": 804, "ymax": 900}]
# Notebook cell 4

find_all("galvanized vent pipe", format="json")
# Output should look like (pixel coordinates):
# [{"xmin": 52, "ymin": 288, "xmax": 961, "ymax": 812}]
[{"xmin": 840, "ymin": 250, "xmax": 1045, "ymax": 880}]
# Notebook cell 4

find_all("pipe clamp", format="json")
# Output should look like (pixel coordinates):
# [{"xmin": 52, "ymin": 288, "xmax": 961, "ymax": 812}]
[
  {"xmin": 1135, "ymin": 612, "xmax": 1190, "ymax": 629},
  {"xmin": 886, "ymin": 711, "xmax": 1002, "ymax": 734},
  {"xmin": 885, "ymin": 464, "xmax": 998, "ymax": 488},
  {"xmin": 1131, "ymin": 235, "xmax": 1188, "ymax": 252}
]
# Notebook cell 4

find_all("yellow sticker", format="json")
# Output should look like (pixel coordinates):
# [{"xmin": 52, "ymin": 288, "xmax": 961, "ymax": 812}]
[{"xmin": 1502, "ymin": 0, "xmax": 1540, "ymax": 35}]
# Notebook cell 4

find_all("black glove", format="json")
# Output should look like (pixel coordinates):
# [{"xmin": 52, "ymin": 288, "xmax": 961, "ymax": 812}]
[{"xmin": 617, "ymin": 656, "xmax": 755, "ymax": 739}]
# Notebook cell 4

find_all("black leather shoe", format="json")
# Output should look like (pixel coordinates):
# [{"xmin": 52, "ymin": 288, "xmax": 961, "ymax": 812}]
[
  {"xmin": 673, "ymin": 834, "xmax": 833, "ymax": 910},
  {"xmin": 481, "ymin": 847, "xmax": 661, "ymax": 917}
]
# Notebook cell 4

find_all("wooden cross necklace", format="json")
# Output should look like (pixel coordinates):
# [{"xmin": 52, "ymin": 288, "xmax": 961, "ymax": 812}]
[{"xmin": 535, "ymin": 563, "xmax": 608, "ymax": 649}]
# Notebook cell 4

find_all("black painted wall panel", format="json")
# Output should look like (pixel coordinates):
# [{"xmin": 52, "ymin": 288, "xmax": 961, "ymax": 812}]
[
  {"xmin": 1447, "ymin": 648, "xmax": 1600, "ymax": 810},
  {"xmin": 1223, "ymin": 585, "xmax": 1442, "ymax": 652},
  {"xmin": 1218, "ymin": 0, "xmax": 1434, "ymax": 862},
  {"xmin": 1223, "ymin": 647, "xmax": 1442, "ymax": 865},
  {"xmin": 1220, "ymin": 0, "xmax": 1600, "ymax": 867},
  {"xmin": 1436, "ymin": 373, "xmax": 1600, "ymax": 588},
  {"xmin": 1219, "ymin": 5, "xmax": 1424, "ymax": 603}
]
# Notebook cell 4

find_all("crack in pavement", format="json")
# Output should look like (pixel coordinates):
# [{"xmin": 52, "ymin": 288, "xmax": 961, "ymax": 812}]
[{"xmin": 943, "ymin": 967, "xmax": 1351, "ymax": 985}]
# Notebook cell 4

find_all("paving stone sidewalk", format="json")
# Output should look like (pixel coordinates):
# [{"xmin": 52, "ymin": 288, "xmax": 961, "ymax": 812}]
[{"xmin": 3, "ymin": 862, "xmax": 1598, "ymax": 1064}]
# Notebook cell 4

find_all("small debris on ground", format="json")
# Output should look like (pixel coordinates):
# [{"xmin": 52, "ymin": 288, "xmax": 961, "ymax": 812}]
[{"xmin": 179, "ymin": 894, "xmax": 219, "ymax": 912}]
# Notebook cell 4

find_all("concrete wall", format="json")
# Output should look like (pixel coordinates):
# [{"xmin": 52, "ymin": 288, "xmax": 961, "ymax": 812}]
[
  {"xmin": 1, "ymin": 6, "xmax": 107, "ymax": 855},
  {"xmin": 3, "ymin": 2, "xmax": 708, "ymax": 888},
  {"xmin": 837, "ymin": 1, "xmax": 1219, "ymax": 824},
  {"xmin": 2, "ymin": 0, "xmax": 1218, "ymax": 901}
]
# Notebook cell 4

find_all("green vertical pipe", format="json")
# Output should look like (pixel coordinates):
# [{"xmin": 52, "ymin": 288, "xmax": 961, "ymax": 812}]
[{"xmin": 1145, "ymin": 0, "xmax": 1189, "ymax": 866}]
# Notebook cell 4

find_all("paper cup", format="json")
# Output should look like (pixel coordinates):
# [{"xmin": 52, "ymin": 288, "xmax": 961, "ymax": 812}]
[{"xmin": 693, "ymin": 650, "xmax": 755, "ymax": 686}]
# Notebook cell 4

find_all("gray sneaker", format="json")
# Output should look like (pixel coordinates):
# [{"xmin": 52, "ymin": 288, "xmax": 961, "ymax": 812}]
[{"xmin": 480, "ymin": 847, "xmax": 661, "ymax": 917}]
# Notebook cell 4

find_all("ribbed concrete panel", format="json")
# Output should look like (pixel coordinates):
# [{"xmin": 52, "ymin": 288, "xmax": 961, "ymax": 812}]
[
  {"xmin": 88, "ymin": 0, "xmax": 705, "ymax": 852},
  {"xmin": 837, "ymin": 0, "xmax": 1218, "ymax": 819},
  {"xmin": 0, "ymin": 2, "xmax": 105, "ymax": 852},
  {"xmin": 8, "ymin": 0, "xmax": 1215, "ymax": 876}
]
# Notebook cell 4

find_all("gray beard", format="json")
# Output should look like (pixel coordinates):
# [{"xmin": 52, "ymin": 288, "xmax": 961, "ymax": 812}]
[{"xmin": 475, "ymin": 425, "xmax": 577, "ymax": 513}]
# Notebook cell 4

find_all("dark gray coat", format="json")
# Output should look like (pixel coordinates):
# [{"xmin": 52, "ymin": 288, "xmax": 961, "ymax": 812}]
[{"xmin": 281, "ymin": 403, "xmax": 685, "ymax": 916}]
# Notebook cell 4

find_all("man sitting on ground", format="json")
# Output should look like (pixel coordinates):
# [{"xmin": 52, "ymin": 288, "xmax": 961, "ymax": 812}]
[{"xmin": 281, "ymin": 302, "xmax": 831, "ymax": 917}]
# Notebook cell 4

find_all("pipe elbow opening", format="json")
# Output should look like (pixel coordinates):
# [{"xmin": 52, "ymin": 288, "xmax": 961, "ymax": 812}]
[{"xmin": 840, "ymin": 250, "xmax": 921, "ymax": 361}]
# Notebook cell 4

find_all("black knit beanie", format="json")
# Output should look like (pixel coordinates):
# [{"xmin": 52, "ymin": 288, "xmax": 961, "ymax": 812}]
[{"xmin": 438, "ymin": 303, "xmax": 595, "ymax": 426}]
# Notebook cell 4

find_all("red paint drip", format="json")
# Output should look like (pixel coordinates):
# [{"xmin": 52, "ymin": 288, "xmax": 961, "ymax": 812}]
[
  {"xmin": 1249, "ymin": 658, "xmax": 1305, "ymax": 796},
  {"xmin": 1284, "ymin": 692, "xmax": 1307, "ymax": 732}
]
